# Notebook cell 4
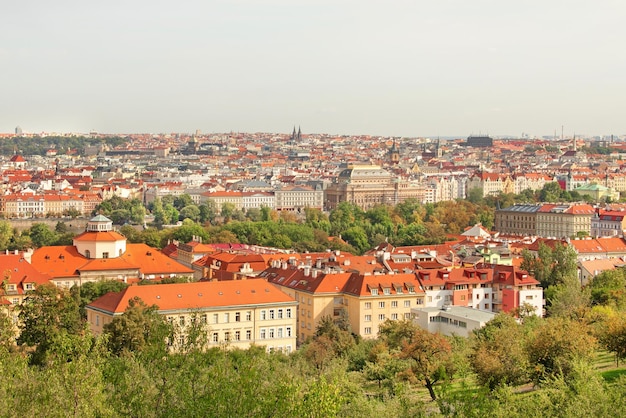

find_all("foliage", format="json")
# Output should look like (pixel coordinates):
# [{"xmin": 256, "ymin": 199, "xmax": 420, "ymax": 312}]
[
  {"xmin": 103, "ymin": 296, "xmax": 173, "ymax": 357},
  {"xmin": 471, "ymin": 313, "xmax": 530, "ymax": 389},
  {"xmin": 17, "ymin": 284, "xmax": 84, "ymax": 365},
  {"xmin": 521, "ymin": 242, "xmax": 578, "ymax": 288},
  {"xmin": 527, "ymin": 317, "xmax": 597, "ymax": 384}
]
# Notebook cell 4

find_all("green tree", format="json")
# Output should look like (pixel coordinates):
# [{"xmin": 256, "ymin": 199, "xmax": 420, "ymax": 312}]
[
  {"xmin": 71, "ymin": 280, "xmax": 129, "ymax": 318},
  {"xmin": 0, "ymin": 220, "xmax": 13, "ymax": 250},
  {"xmin": 179, "ymin": 205, "xmax": 201, "ymax": 222},
  {"xmin": 28, "ymin": 223, "xmax": 57, "ymax": 248},
  {"xmin": 103, "ymin": 296, "xmax": 172, "ymax": 357},
  {"xmin": 173, "ymin": 194, "xmax": 194, "ymax": 210},
  {"xmin": 527, "ymin": 317, "xmax": 596, "ymax": 383},
  {"xmin": 17, "ymin": 284, "xmax": 83, "ymax": 365},
  {"xmin": 471, "ymin": 313, "xmax": 530, "ymax": 389}
]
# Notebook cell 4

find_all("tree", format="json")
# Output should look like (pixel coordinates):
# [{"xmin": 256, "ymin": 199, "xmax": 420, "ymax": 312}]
[
  {"xmin": 17, "ymin": 284, "xmax": 83, "ymax": 365},
  {"xmin": 598, "ymin": 311, "xmax": 626, "ymax": 366},
  {"xmin": 179, "ymin": 205, "xmax": 201, "ymax": 222},
  {"xmin": 471, "ymin": 313, "xmax": 530, "ymax": 389},
  {"xmin": 527, "ymin": 317, "xmax": 596, "ymax": 384},
  {"xmin": 0, "ymin": 221, "xmax": 13, "ymax": 251},
  {"xmin": 173, "ymin": 194, "xmax": 194, "ymax": 210},
  {"xmin": 171, "ymin": 219, "xmax": 209, "ymax": 243},
  {"xmin": 393, "ymin": 326, "xmax": 454, "ymax": 401},
  {"xmin": 103, "ymin": 296, "xmax": 172, "ymax": 357},
  {"xmin": 28, "ymin": 223, "xmax": 57, "ymax": 248},
  {"xmin": 546, "ymin": 275, "xmax": 591, "ymax": 319}
]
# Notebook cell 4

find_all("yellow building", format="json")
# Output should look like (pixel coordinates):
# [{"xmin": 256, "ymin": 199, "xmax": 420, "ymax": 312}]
[
  {"xmin": 261, "ymin": 263, "xmax": 426, "ymax": 342},
  {"xmin": 86, "ymin": 279, "xmax": 298, "ymax": 353}
]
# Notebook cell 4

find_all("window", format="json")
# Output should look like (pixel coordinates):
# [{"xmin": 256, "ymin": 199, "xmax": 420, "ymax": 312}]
[
  {"xmin": 286, "ymin": 327, "xmax": 292, "ymax": 337},
  {"xmin": 417, "ymin": 298, "xmax": 424, "ymax": 305},
  {"xmin": 269, "ymin": 310, "xmax": 275, "ymax": 319},
  {"xmin": 84, "ymin": 250, "xmax": 91, "ymax": 259},
  {"xmin": 379, "ymin": 301, "xmax": 385, "ymax": 309},
  {"xmin": 371, "ymin": 288, "xmax": 378, "ymax": 296},
  {"xmin": 95, "ymin": 315, "xmax": 99, "ymax": 326},
  {"xmin": 365, "ymin": 302, "xmax": 371, "ymax": 309},
  {"xmin": 485, "ymin": 294, "xmax": 489, "ymax": 299},
  {"xmin": 212, "ymin": 332, "xmax": 219, "ymax": 343},
  {"xmin": 484, "ymin": 303, "xmax": 490, "ymax": 310},
  {"xmin": 201, "ymin": 314, "xmax": 207, "ymax": 324},
  {"xmin": 224, "ymin": 313, "xmax": 230, "ymax": 323},
  {"xmin": 278, "ymin": 328, "xmax": 283, "ymax": 338},
  {"xmin": 246, "ymin": 311, "xmax": 252, "ymax": 321},
  {"xmin": 286, "ymin": 308, "xmax": 292, "ymax": 318},
  {"xmin": 246, "ymin": 330, "xmax": 252, "ymax": 340},
  {"xmin": 365, "ymin": 314, "xmax": 371, "ymax": 322},
  {"xmin": 391, "ymin": 313, "xmax": 398, "ymax": 320},
  {"xmin": 404, "ymin": 313, "xmax": 412, "ymax": 319},
  {"xmin": 179, "ymin": 316, "xmax": 185, "ymax": 326},
  {"xmin": 364, "ymin": 327, "xmax": 372, "ymax": 335},
  {"xmin": 224, "ymin": 332, "xmax": 230, "ymax": 342},
  {"xmin": 235, "ymin": 331, "xmax": 241, "ymax": 341},
  {"xmin": 391, "ymin": 301, "xmax": 398, "ymax": 308},
  {"xmin": 278, "ymin": 309, "xmax": 283, "ymax": 319},
  {"xmin": 427, "ymin": 296, "xmax": 433, "ymax": 302},
  {"xmin": 179, "ymin": 335, "xmax": 185, "ymax": 346},
  {"xmin": 261, "ymin": 310, "xmax": 267, "ymax": 320},
  {"xmin": 235, "ymin": 312, "xmax": 241, "ymax": 322},
  {"xmin": 460, "ymin": 295, "xmax": 466, "ymax": 301},
  {"xmin": 378, "ymin": 314, "xmax": 386, "ymax": 321},
  {"xmin": 102, "ymin": 252, "xmax": 109, "ymax": 259},
  {"xmin": 269, "ymin": 328, "xmax": 275, "ymax": 338},
  {"xmin": 404, "ymin": 300, "xmax": 411, "ymax": 308},
  {"xmin": 260, "ymin": 329, "xmax": 266, "ymax": 339},
  {"xmin": 213, "ymin": 313, "xmax": 219, "ymax": 324}
]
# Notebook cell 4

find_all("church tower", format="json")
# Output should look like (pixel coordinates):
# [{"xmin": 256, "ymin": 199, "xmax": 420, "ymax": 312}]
[{"xmin": 389, "ymin": 139, "xmax": 400, "ymax": 164}]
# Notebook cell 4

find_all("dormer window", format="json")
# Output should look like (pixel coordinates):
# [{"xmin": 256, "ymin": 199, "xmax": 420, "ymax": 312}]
[
  {"xmin": 24, "ymin": 283, "xmax": 34, "ymax": 291},
  {"xmin": 371, "ymin": 288, "xmax": 379, "ymax": 296},
  {"xmin": 383, "ymin": 287, "xmax": 391, "ymax": 295},
  {"xmin": 407, "ymin": 286, "xmax": 415, "ymax": 294}
]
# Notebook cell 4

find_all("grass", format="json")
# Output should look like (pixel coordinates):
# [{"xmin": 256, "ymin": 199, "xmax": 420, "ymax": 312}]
[{"xmin": 594, "ymin": 350, "xmax": 626, "ymax": 383}]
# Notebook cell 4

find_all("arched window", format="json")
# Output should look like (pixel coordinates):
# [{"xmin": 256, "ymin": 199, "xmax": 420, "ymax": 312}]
[{"xmin": 85, "ymin": 250, "xmax": 91, "ymax": 259}]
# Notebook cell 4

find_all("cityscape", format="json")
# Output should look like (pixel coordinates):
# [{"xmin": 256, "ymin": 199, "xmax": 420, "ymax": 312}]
[
  {"xmin": 3, "ymin": 0, "xmax": 626, "ymax": 416},
  {"xmin": 1, "ymin": 128, "xmax": 626, "ymax": 415}
]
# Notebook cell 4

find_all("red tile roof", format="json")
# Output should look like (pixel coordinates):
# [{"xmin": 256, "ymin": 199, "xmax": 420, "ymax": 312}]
[{"xmin": 87, "ymin": 279, "xmax": 295, "ymax": 314}]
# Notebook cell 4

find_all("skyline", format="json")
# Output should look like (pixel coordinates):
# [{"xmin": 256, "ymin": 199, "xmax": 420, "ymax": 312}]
[{"xmin": 2, "ymin": 1, "xmax": 625, "ymax": 138}]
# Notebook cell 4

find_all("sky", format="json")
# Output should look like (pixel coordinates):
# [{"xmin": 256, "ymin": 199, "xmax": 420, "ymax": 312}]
[{"xmin": 2, "ymin": 0, "xmax": 625, "ymax": 138}]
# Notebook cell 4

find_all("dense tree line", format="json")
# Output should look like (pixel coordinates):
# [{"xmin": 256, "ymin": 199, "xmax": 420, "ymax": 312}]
[{"xmin": 0, "ymin": 135, "xmax": 126, "ymax": 156}]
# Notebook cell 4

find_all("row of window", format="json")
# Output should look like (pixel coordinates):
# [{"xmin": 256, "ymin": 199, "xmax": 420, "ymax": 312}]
[
  {"xmin": 260, "ymin": 308, "xmax": 293, "ymax": 320},
  {"xmin": 364, "ymin": 300, "xmax": 422, "ymax": 309},
  {"xmin": 364, "ymin": 312, "xmax": 411, "ymax": 322},
  {"xmin": 259, "ymin": 326, "xmax": 292, "ymax": 339},
  {"xmin": 170, "ymin": 308, "xmax": 293, "ymax": 326}
]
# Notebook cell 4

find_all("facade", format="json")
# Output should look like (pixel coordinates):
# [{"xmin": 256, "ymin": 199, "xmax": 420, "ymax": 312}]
[
  {"xmin": 591, "ymin": 210, "xmax": 626, "ymax": 237},
  {"xmin": 274, "ymin": 185, "xmax": 324, "ymax": 211},
  {"xmin": 495, "ymin": 203, "xmax": 595, "ymax": 238},
  {"xmin": 86, "ymin": 280, "xmax": 298, "ymax": 352},
  {"xmin": 536, "ymin": 204, "xmax": 595, "ymax": 238},
  {"xmin": 412, "ymin": 306, "xmax": 496, "ymax": 338},
  {"xmin": 494, "ymin": 204, "xmax": 540, "ymax": 236},
  {"xmin": 324, "ymin": 164, "xmax": 424, "ymax": 210}
]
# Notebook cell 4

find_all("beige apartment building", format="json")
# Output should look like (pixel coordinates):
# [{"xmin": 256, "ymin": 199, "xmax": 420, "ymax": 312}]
[
  {"xmin": 87, "ymin": 279, "xmax": 298, "ymax": 353},
  {"xmin": 260, "ymin": 264, "xmax": 426, "ymax": 342},
  {"xmin": 495, "ymin": 203, "xmax": 595, "ymax": 238}
]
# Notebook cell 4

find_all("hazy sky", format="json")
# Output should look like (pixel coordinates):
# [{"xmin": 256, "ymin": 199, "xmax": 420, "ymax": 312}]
[{"xmin": 2, "ymin": 1, "xmax": 625, "ymax": 137}]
